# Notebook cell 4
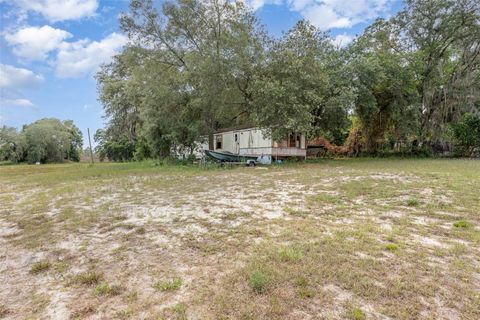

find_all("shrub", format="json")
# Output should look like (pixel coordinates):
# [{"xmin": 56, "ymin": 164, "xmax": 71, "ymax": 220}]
[
  {"xmin": 249, "ymin": 269, "xmax": 270, "ymax": 294},
  {"xmin": 449, "ymin": 114, "xmax": 480, "ymax": 157}
]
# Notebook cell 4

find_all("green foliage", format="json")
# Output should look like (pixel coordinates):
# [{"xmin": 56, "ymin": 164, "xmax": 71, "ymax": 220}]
[
  {"xmin": 406, "ymin": 198, "xmax": 420, "ymax": 207},
  {"xmin": 1, "ymin": 119, "xmax": 82, "ymax": 164},
  {"xmin": 453, "ymin": 220, "xmax": 471, "ymax": 229},
  {"xmin": 399, "ymin": 0, "xmax": 480, "ymax": 143},
  {"xmin": 94, "ymin": 283, "xmax": 123, "ymax": 296},
  {"xmin": 347, "ymin": 307, "xmax": 367, "ymax": 320},
  {"xmin": 249, "ymin": 269, "xmax": 270, "ymax": 293},
  {"xmin": 153, "ymin": 278, "xmax": 182, "ymax": 292},
  {"xmin": 94, "ymin": 129, "xmax": 135, "ymax": 161},
  {"xmin": 385, "ymin": 243, "xmax": 399, "ymax": 252},
  {"xmin": 72, "ymin": 271, "xmax": 103, "ymax": 286},
  {"xmin": 97, "ymin": 0, "xmax": 267, "ymax": 159},
  {"xmin": 449, "ymin": 114, "xmax": 480, "ymax": 156},
  {"xmin": 252, "ymin": 20, "xmax": 353, "ymax": 141},
  {"xmin": 93, "ymin": 0, "xmax": 480, "ymax": 159},
  {"xmin": 0, "ymin": 126, "xmax": 25, "ymax": 163},
  {"xmin": 277, "ymin": 246, "xmax": 303, "ymax": 263},
  {"xmin": 349, "ymin": 19, "xmax": 420, "ymax": 154},
  {"xmin": 30, "ymin": 261, "xmax": 51, "ymax": 274}
]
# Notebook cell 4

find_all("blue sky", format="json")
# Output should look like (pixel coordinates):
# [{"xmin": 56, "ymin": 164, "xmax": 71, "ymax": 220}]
[{"xmin": 0, "ymin": 0, "xmax": 404, "ymax": 145}]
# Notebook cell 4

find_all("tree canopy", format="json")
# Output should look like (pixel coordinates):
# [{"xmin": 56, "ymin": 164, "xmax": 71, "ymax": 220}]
[
  {"xmin": 0, "ymin": 119, "xmax": 83, "ymax": 164},
  {"xmin": 96, "ymin": 0, "xmax": 480, "ymax": 160}
]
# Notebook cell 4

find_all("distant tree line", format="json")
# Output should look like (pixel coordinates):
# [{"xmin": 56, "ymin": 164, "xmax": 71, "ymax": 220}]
[
  {"xmin": 95, "ymin": 0, "xmax": 480, "ymax": 160},
  {"xmin": 0, "ymin": 119, "xmax": 83, "ymax": 164}
]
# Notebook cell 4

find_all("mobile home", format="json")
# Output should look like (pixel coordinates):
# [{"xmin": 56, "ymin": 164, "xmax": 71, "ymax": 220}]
[{"xmin": 213, "ymin": 126, "xmax": 306, "ymax": 159}]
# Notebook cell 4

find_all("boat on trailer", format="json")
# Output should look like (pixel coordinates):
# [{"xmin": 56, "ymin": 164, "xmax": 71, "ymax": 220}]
[{"xmin": 205, "ymin": 150, "xmax": 257, "ymax": 163}]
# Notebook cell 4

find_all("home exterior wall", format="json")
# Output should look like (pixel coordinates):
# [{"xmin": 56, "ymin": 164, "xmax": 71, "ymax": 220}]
[{"xmin": 214, "ymin": 127, "xmax": 306, "ymax": 158}]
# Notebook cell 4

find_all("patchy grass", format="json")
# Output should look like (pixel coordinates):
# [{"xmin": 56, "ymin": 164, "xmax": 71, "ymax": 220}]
[
  {"xmin": 30, "ymin": 260, "xmax": 51, "ymax": 274},
  {"xmin": 346, "ymin": 307, "xmax": 367, "ymax": 320},
  {"xmin": 94, "ymin": 283, "xmax": 123, "ymax": 296},
  {"xmin": 454, "ymin": 219, "xmax": 471, "ymax": 228},
  {"xmin": 249, "ymin": 269, "xmax": 270, "ymax": 294},
  {"xmin": 71, "ymin": 271, "xmax": 103, "ymax": 286},
  {"xmin": 384, "ymin": 243, "xmax": 399, "ymax": 251},
  {"xmin": 153, "ymin": 278, "xmax": 182, "ymax": 292},
  {"xmin": 1, "ymin": 159, "xmax": 479, "ymax": 319},
  {"xmin": 406, "ymin": 197, "xmax": 420, "ymax": 207}
]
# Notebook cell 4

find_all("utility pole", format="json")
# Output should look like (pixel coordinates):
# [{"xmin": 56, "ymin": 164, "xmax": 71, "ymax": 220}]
[{"xmin": 87, "ymin": 128, "xmax": 94, "ymax": 164}]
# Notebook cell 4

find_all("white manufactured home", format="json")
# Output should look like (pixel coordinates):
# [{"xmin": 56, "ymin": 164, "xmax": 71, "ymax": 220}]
[{"xmin": 213, "ymin": 126, "xmax": 306, "ymax": 159}]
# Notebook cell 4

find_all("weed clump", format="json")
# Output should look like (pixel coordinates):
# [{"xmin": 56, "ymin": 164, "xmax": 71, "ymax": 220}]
[
  {"xmin": 385, "ymin": 243, "xmax": 399, "ymax": 252},
  {"xmin": 278, "ymin": 246, "xmax": 303, "ymax": 262},
  {"xmin": 30, "ymin": 260, "xmax": 51, "ymax": 274},
  {"xmin": 347, "ymin": 307, "xmax": 366, "ymax": 320},
  {"xmin": 295, "ymin": 276, "xmax": 314, "ymax": 298},
  {"xmin": 72, "ymin": 271, "xmax": 103, "ymax": 286},
  {"xmin": 153, "ymin": 277, "xmax": 182, "ymax": 292},
  {"xmin": 94, "ymin": 283, "xmax": 123, "ymax": 296},
  {"xmin": 453, "ymin": 220, "xmax": 471, "ymax": 228},
  {"xmin": 249, "ymin": 269, "xmax": 270, "ymax": 293},
  {"xmin": 406, "ymin": 197, "xmax": 420, "ymax": 207}
]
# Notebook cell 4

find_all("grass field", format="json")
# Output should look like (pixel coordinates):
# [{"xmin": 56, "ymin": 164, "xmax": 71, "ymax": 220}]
[{"xmin": 0, "ymin": 159, "xmax": 479, "ymax": 319}]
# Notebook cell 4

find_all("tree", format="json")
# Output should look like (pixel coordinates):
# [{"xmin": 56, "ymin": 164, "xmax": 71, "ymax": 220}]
[
  {"xmin": 252, "ymin": 20, "xmax": 353, "ymax": 143},
  {"xmin": 94, "ymin": 129, "xmax": 136, "ymax": 161},
  {"xmin": 0, "ymin": 126, "xmax": 25, "ymax": 163},
  {"xmin": 20, "ymin": 119, "xmax": 83, "ymax": 163},
  {"xmin": 349, "ymin": 19, "xmax": 419, "ymax": 153},
  {"xmin": 397, "ymin": 0, "xmax": 480, "ymax": 144},
  {"xmin": 112, "ymin": 0, "xmax": 267, "ymax": 154},
  {"xmin": 449, "ymin": 113, "xmax": 480, "ymax": 156}
]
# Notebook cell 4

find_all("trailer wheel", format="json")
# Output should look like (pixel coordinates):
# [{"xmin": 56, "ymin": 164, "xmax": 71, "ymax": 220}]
[{"xmin": 248, "ymin": 161, "xmax": 256, "ymax": 167}]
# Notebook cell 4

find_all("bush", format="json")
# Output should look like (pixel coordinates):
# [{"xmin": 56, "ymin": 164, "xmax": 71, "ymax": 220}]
[
  {"xmin": 450, "ymin": 114, "xmax": 480, "ymax": 157},
  {"xmin": 249, "ymin": 269, "xmax": 270, "ymax": 293}
]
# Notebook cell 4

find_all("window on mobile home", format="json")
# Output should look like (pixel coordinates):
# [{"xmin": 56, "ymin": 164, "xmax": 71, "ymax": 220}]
[{"xmin": 216, "ymin": 135, "xmax": 222, "ymax": 149}]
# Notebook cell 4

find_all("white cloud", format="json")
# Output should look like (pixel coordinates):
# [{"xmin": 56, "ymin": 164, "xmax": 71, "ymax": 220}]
[
  {"xmin": 6, "ymin": 0, "xmax": 98, "ymax": 22},
  {"xmin": 0, "ymin": 64, "xmax": 44, "ymax": 91},
  {"xmin": 248, "ymin": 0, "xmax": 396, "ymax": 31},
  {"xmin": 0, "ymin": 64, "xmax": 42, "ymax": 109},
  {"xmin": 302, "ymin": 3, "xmax": 352, "ymax": 30},
  {"xmin": 245, "ymin": 0, "xmax": 283, "ymax": 11},
  {"xmin": 4, "ymin": 25, "xmax": 72, "ymax": 61},
  {"xmin": 1, "ymin": 98, "xmax": 35, "ymax": 108},
  {"xmin": 287, "ymin": 0, "xmax": 313, "ymax": 11},
  {"xmin": 331, "ymin": 33, "xmax": 354, "ymax": 47},
  {"xmin": 55, "ymin": 33, "xmax": 128, "ymax": 78}
]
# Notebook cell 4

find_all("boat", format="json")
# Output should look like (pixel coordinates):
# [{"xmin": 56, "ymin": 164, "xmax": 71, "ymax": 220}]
[{"xmin": 205, "ymin": 150, "xmax": 257, "ymax": 162}]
